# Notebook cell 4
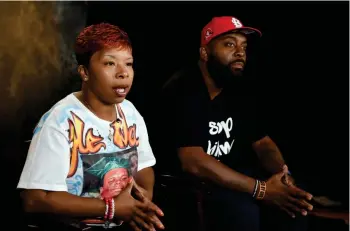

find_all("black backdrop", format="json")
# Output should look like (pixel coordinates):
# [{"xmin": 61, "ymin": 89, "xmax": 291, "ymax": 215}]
[
  {"xmin": 86, "ymin": 1, "xmax": 349, "ymax": 204},
  {"xmin": 3, "ymin": 1, "xmax": 348, "ymax": 227}
]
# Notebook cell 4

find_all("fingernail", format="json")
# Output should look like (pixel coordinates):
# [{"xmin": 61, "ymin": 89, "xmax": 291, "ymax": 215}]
[
  {"xmin": 309, "ymin": 205, "xmax": 313, "ymax": 210},
  {"xmin": 303, "ymin": 211, "xmax": 307, "ymax": 216}
]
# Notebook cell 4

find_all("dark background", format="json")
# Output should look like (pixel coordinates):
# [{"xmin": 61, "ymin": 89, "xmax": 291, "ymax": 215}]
[
  {"xmin": 86, "ymin": 1, "xmax": 349, "ymax": 202},
  {"xmin": 1, "ymin": 1, "xmax": 348, "ymax": 229}
]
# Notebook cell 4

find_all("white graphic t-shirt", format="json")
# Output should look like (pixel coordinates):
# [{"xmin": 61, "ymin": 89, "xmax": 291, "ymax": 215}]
[{"xmin": 17, "ymin": 93, "xmax": 156, "ymax": 227}]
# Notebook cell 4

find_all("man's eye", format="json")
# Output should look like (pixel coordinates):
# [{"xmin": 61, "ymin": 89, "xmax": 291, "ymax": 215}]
[{"xmin": 225, "ymin": 42, "xmax": 235, "ymax": 47}]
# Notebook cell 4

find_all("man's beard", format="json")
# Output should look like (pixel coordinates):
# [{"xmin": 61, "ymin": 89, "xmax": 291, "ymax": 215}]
[{"xmin": 206, "ymin": 54, "xmax": 244, "ymax": 88}]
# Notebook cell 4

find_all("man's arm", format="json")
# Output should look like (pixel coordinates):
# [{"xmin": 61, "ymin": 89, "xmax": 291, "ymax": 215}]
[
  {"xmin": 178, "ymin": 146, "xmax": 314, "ymax": 217},
  {"xmin": 134, "ymin": 167, "xmax": 155, "ymax": 200},
  {"xmin": 252, "ymin": 136, "xmax": 287, "ymax": 175},
  {"xmin": 178, "ymin": 147, "xmax": 256, "ymax": 195}
]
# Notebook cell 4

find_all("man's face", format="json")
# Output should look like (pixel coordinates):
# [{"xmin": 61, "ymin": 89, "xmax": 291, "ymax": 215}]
[{"xmin": 205, "ymin": 32, "xmax": 247, "ymax": 88}]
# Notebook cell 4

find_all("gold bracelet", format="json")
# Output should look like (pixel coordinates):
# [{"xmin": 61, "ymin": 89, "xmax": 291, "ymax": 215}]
[{"xmin": 256, "ymin": 181, "xmax": 267, "ymax": 200}]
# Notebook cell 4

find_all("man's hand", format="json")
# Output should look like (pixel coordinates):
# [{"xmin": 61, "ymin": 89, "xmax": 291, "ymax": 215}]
[
  {"xmin": 263, "ymin": 165, "xmax": 313, "ymax": 218},
  {"xmin": 113, "ymin": 180, "xmax": 164, "ymax": 231},
  {"xmin": 282, "ymin": 173, "xmax": 295, "ymax": 186}
]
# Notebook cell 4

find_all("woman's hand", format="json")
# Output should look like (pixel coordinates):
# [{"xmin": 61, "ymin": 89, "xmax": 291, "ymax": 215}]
[{"xmin": 113, "ymin": 180, "xmax": 164, "ymax": 231}]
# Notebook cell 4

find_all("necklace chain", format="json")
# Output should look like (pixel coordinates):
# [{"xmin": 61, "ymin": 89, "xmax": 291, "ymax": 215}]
[{"xmin": 82, "ymin": 98, "xmax": 116, "ymax": 141}]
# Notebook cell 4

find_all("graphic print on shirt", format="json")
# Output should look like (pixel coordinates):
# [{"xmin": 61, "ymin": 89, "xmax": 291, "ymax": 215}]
[
  {"xmin": 63, "ymin": 103, "xmax": 140, "ymax": 228},
  {"xmin": 67, "ymin": 104, "xmax": 139, "ymax": 178},
  {"xmin": 207, "ymin": 117, "xmax": 235, "ymax": 158},
  {"xmin": 81, "ymin": 148, "xmax": 138, "ymax": 199}
]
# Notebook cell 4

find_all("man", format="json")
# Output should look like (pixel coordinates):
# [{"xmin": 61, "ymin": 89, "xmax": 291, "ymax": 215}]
[{"xmin": 160, "ymin": 16, "xmax": 313, "ymax": 231}]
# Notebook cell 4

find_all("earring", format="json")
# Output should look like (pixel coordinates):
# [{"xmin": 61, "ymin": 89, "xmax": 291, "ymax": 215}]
[{"xmin": 84, "ymin": 77, "xmax": 88, "ymax": 81}]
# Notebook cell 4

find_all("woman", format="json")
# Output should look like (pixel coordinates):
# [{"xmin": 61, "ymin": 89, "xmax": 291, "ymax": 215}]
[{"xmin": 17, "ymin": 22, "xmax": 164, "ymax": 231}]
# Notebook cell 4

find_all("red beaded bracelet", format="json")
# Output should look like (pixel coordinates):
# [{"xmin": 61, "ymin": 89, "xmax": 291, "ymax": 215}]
[
  {"xmin": 104, "ymin": 198, "xmax": 115, "ymax": 221},
  {"xmin": 104, "ymin": 198, "xmax": 109, "ymax": 221},
  {"xmin": 103, "ymin": 198, "xmax": 115, "ymax": 228},
  {"xmin": 108, "ymin": 198, "xmax": 115, "ymax": 221}
]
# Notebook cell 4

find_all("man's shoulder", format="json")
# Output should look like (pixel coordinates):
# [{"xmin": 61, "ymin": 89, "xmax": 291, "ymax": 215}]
[{"xmin": 162, "ymin": 65, "xmax": 202, "ymax": 94}]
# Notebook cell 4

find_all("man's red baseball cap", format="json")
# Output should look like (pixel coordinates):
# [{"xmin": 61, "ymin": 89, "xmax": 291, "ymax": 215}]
[{"xmin": 201, "ymin": 16, "xmax": 262, "ymax": 46}]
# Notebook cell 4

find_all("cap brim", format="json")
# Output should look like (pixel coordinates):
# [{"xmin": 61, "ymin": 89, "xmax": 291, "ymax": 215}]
[
  {"xmin": 232, "ymin": 27, "xmax": 262, "ymax": 37},
  {"xmin": 202, "ymin": 26, "xmax": 262, "ymax": 46}
]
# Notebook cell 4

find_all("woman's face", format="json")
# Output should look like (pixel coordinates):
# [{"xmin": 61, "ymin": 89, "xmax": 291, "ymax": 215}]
[{"xmin": 84, "ymin": 47, "xmax": 134, "ymax": 104}]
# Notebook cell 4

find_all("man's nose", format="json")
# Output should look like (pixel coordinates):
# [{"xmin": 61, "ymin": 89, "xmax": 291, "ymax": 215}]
[{"xmin": 234, "ymin": 47, "xmax": 245, "ymax": 58}]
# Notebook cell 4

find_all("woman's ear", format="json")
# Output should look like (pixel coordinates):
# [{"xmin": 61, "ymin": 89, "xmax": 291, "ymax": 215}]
[{"xmin": 78, "ymin": 65, "xmax": 89, "ymax": 82}]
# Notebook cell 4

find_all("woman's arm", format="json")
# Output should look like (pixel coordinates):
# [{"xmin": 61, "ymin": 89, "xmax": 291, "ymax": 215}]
[
  {"xmin": 17, "ymin": 117, "xmax": 105, "ymax": 218},
  {"xmin": 134, "ymin": 167, "xmax": 155, "ymax": 200},
  {"xmin": 21, "ymin": 189, "xmax": 105, "ymax": 217}
]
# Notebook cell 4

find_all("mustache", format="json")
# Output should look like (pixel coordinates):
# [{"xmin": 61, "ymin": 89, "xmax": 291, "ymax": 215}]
[{"xmin": 230, "ymin": 59, "xmax": 246, "ymax": 65}]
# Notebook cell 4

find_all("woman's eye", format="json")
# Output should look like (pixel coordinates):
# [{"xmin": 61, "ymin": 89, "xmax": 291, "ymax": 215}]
[{"xmin": 104, "ymin": 61, "xmax": 115, "ymax": 66}]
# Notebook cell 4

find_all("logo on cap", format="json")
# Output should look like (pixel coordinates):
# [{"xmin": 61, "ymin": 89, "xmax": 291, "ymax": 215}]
[
  {"xmin": 232, "ymin": 17, "xmax": 243, "ymax": 28},
  {"xmin": 205, "ymin": 28, "xmax": 213, "ymax": 40}
]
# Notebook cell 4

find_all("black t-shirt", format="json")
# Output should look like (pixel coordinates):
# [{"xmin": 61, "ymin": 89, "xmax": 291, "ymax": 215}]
[{"xmin": 160, "ymin": 65, "xmax": 266, "ymax": 171}]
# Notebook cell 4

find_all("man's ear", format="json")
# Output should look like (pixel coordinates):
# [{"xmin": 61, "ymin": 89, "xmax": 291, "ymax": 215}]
[
  {"xmin": 199, "ymin": 47, "xmax": 209, "ymax": 62},
  {"xmin": 77, "ymin": 65, "xmax": 89, "ymax": 82}
]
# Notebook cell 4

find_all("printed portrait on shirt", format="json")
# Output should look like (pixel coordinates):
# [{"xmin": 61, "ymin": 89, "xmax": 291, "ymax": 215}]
[
  {"xmin": 81, "ymin": 147, "xmax": 138, "ymax": 199},
  {"xmin": 128, "ymin": 152, "xmax": 138, "ymax": 176}
]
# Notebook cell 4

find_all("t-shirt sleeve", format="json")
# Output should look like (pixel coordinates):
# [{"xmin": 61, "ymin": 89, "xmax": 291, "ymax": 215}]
[
  {"xmin": 135, "ymin": 109, "xmax": 156, "ymax": 171},
  {"xmin": 17, "ymin": 114, "xmax": 70, "ymax": 192},
  {"xmin": 173, "ymin": 102, "xmax": 205, "ymax": 148},
  {"xmin": 162, "ymin": 88, "xmax": 205, "ymax": 149}
]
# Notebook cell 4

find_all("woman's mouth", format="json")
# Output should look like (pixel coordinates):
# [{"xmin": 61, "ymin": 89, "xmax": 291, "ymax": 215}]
[{"xmin": 113, "ymin": 87, "xmax": 127, "ymax": 97}]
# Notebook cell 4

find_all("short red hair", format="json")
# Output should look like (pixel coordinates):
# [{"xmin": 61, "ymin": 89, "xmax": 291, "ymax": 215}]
[{"xmin": 74, "ymin": 22, "xmax": 131, "ymax": 66}]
